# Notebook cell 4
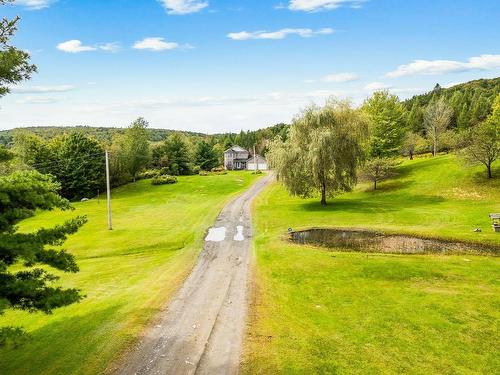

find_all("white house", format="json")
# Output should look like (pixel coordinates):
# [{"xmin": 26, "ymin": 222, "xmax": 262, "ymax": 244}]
[{"xmin": 223, "ymin": 145, "xmax": 268, "ymax": 171}]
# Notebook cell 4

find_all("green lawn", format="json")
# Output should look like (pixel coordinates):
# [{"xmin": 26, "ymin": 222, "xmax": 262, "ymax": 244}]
[
  {"xmin": 243, "ymin": 154, "xmax": 500, "ymax": 374},
  {"xmin": 0, "ymin": 172, "xmax": 259, "ymax": 375}
]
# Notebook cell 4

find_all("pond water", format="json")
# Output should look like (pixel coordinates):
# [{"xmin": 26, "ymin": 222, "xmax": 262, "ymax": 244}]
[{"xmin": 290, "ymin": 228, "xmax": 498, "ymax": 255}]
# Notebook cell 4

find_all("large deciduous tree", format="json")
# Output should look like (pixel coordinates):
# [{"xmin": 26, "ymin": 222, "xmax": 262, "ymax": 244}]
[
  {"xmin": 424, "ymin": 98, "xmax": 453, "ymax": 156},
  {"xmin": 123, "ymin": 118, "xmax": 151, "ymax": 181},
  {"xmin": 464, "ymin": 94, "xmax": 500, "ymax": 178},
  {"xmin": 268, "ymin": 100, "xmax": 368, "ymax": 206},
  {"xmin": 362, "ymin": 91, "xmax": 408, "ymax": 158}
]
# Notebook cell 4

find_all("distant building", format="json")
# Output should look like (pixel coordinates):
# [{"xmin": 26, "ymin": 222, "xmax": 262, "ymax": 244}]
[{"xmin": 223, "ymin": 145, "xmax": 268, "ymax": 171}]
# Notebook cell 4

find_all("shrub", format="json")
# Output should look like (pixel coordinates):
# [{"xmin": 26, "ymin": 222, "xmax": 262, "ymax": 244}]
[
  {"xmin": 137, "ymin": 169, "xmax": 160, "ymax": 180},
  {"xmin": 151, "ymin": 175, "xmax": 178, "ymax": 185},
  {"xmin": 199, "ymin": 170, "xmax": 227, "ymax": 176},
  {"xmin": 211, "ymin": 167, "xmax": 225, "ymax": 172}
]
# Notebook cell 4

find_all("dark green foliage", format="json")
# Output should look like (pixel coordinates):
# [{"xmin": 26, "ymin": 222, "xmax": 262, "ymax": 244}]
[
  {"xmin": 0, "ymin": 170, "xmax": 86, "ymax": 346},
  {"xmin": 13, "ymin": 132, "xmax": 106, "ymax": 200},
  {"xmin": 53, "ymin": 133, "xmax": 105, "ymax": 200},
  {"xmin": 194, "ymin": 140, "xmax": 218, "ymax": 171},
  {"xmin": 151, "ymin": 175, "xmax": 177, "ymax": 185},
  {"xmin": 152, "ymin": 133, "xmax": 192, "ymax": 175},
  {"xmin": 404, "ymin": 78, "xmax": 500, "ymax": 132},
  {"xmin": 0, "ymin": 2, "xmax": 37, "ymax": 99},
  {"xmin": 0, "ymin": 126, "xmax": 204, "ymax": 144},
  {"xmin": 0, "ymin": 145, "xmax": 12, "ymax": 163},
  {"xmin": 1, "ymin": 0, "xmax": 85, "ymax": 347}
]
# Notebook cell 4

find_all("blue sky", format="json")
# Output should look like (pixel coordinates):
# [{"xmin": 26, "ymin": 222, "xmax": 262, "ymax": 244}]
[{"xmin": 1, "ymin": 0, "xmax": 499, "ymax": 133}]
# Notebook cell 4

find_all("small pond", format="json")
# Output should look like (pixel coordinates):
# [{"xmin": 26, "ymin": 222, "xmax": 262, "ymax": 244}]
[{"xmin": 289, "ymin": 228, "xmax": 499, "ymax": 255}]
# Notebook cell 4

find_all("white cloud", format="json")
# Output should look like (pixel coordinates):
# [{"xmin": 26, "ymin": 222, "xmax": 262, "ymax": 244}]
[
  {"xmin": 387, "ymin": 54, "xmax": 500, "ymax": 78},
  {"xmin": 16, "ymin": 96, "xmax": 60, "ymax": 104},
  {"xmin": 57, "ymin": 40, "xmax": 121, "ymax": 53},
  {"xmin": 288, "ymin": 0, "xmax": 365, "ymax": 12},
  {"xmin": 227, "ymin": 28, "xmax": 334, "ymax": 41},
  {"xmin": 158, "ymin": 0, "xmax": 208, "ymax": 15},
  {"xmin": 14, "ymin": 0, "xmax": 57, "ymax": 10},
  {"xmin": 11, "ymin": 85, "xmax": 74, "ymax": 94},
  {"xmin": 132, "ymin": 37, "xmax": 182, "ymax": 51},
  {"xmin": 322, "ymin": 72, "xmax": 358, "ymax": 82},
  {"xmin": 57, "ymin": 40, "xmax": 97, "ymax": 53},
  {"xmin": 364, "ymin": 81, "xmax": 392, "ymax": 91}
]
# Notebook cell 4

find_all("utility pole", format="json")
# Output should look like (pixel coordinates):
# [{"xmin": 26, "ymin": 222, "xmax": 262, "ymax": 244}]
[
  {"xmin": 253, "ymin": 145, "xmax": 258, "ymax": 172},
  {"xmin": 105, "ymin": 150, "xmax": 112, "ymax": 230}
]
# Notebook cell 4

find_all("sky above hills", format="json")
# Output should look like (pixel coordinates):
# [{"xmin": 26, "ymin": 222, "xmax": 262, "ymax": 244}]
[{"xmin": 1, "ymin": 0, "xmax": 499, "ymax": 133}]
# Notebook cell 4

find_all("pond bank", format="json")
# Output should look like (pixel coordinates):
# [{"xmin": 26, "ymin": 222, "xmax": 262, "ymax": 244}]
[{"xmin": 290, "ymin": 228, "xmax": 499, "ymax": 255}]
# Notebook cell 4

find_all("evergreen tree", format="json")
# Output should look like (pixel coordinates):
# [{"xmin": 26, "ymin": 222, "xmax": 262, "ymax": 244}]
[
  {"xmin": 195, "ymin": 140, "xmax": 218, "ymax": 171},
  {"xmin": 54, "ymin": 133, "xmax": 106, "ymax": 200},
  {"xmin": 164, "ymin": 133, "xmax": 192, "ymax": 175},
  {"xmin": 0, "ymin": 0, "xmax": 37, "ymax": 98},
  {"xmin": 1, "ymin": 2, "xmax": 85, "ymax": 346}
]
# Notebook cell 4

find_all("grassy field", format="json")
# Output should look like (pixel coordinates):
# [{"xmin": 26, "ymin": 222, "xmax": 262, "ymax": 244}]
[
  {"xmin": 243, "ymin": 154, "xmax": 500, "ymax": 374},
  {"xmin": 0, "ymin": 172, "xmax": 259, "ymax": 375}
]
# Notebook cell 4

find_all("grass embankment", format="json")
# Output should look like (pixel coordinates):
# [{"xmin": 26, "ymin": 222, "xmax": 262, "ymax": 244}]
[
  {"xmin": 243, "ymin": 154, "xmax": 500, "ymax": 374},
  {"xmin": 0, "ymin": 172, "xmax": 258, "ymax": 375}
]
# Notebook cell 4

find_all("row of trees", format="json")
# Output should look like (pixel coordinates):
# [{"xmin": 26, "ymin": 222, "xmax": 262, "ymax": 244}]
[
  {"xmin": 269, "ymin": 91, "xmax": 499, "ymax": 205},
  {"xmin": 10, "ymin": 117, "xmax": 230, "ymax": 200}
]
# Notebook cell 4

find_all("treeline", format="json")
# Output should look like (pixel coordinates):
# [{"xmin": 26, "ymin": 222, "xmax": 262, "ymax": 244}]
[
  {"xmin": 268, "ymin": 91, "xmax": 499, "ymax": 205},
  {"xmin": 405, "ymin": 77, "xmax": 500, "ymax": 133},
  {"xmin": 0, "ymin": 126, "xmax": 206, "ymax": 146},
  {"xmin": 3, "ymin": 118, "xmax": 287, "ymax": 201}
]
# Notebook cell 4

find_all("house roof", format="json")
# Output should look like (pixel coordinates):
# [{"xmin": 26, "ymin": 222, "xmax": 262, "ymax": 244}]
[
  {"xmin": 224, "ymin": 145, "xmax": 248, "ymax": 153},
  {"xmin": 248, "ymin": 154, "xmax": 267, "ymax": 163}
]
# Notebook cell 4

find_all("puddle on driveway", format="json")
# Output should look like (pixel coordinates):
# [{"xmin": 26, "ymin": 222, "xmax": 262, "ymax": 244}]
[
  {"xmin": 234, "ymin": 226, "xmax": 244, "ymax": 241},
  {"xmin": 205, "ymin": 227, "xmax": 226, "ymax": 242}
]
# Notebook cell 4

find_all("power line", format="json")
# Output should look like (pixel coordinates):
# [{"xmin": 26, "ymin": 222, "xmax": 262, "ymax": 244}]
[{"xmin": 27, "ymin": 151, "xmax": 110, "ymax": 170}]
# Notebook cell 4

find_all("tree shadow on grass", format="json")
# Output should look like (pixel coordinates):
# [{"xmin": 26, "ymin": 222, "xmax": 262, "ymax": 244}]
[
  {"xmin": 0, "ymin": 302, "xmax": 148, "ymax": 375},
  {"xmin": 299, "ymin": 194, "xmax": 446, "ymax": 213},
  {"xmin": 363, "ymin": 178, "xmax": 415, "ymax": 193}
]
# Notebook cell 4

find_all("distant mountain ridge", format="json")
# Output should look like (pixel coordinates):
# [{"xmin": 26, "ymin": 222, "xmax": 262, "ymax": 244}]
[{"xmin": 1, "ymin": 77, "xmax": 499, "ymax": 146}]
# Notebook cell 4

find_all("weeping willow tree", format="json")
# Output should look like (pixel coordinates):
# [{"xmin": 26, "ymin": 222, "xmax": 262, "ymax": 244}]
[{"xmin": 268, "ymin": 99, "xmax": 369, "ymax": 206}]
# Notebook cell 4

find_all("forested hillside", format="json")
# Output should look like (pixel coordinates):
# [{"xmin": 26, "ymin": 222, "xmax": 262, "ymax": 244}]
[
  {"xmin": 0, "ymin": 126, "xmax": 205, "ymax": 146},
  {"xmin": 405, "ymin": 77, "xmax": 500, "ymax": 133}
]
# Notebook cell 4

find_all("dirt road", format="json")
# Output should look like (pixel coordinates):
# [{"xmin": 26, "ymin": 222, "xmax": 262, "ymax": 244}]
[{"xmin": 115, "ymin": 174, "xmax": 273, "ymax": 375}]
